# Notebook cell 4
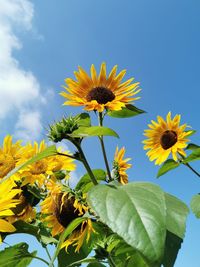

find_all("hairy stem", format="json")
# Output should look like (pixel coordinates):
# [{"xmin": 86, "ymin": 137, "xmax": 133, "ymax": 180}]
[
  {"xmin": 179, "ymin": 153, "xmax": 200, "ymax": 178},
  {"xmin": 98, "ymin": 112, "xmax": 112, "ymax": 181},
  {"xmin": 74, "ymin": 142, "xmax": 98, "ymax": 185}
]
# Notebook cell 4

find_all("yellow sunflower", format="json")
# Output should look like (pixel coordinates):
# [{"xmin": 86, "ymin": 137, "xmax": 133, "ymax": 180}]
[
  {"xmin": 0, "ymin": 179, "xmax": 22, "ymax": 242},
  {"xmin": 40, "ymin": 182, "xmax": 94, "ymax": 251},
  {"xmin": 7, "ymin": 191, "xmax": 36, "ymax": 224},
  {"xmin": 60, "ymin": 63, "xmax": 141, "ymax": 112},
  {"xmin": 18, "ymin": 141, "xmax": 76, "ymax": 186},
  {"xmin": 112, "ymin": 147, "xmax": 132, "ymax": 184},
  {"xmin": 143, "ymin": 112, "xmax": 192, "ymax": 165},
  {"xmin": 0, "ymin": 135, "xmax": 25, "ymax": 179}
]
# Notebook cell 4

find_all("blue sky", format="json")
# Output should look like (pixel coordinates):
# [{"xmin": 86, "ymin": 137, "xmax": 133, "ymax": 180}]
[{"xmin": 1, "ymin": 0, "xmax": 200, "ymax": 266}]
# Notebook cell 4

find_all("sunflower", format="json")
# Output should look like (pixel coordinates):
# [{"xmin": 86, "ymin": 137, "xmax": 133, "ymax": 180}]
[
  {"xmin": 7, "ymin": 186, "xmax": 37, "ymax": 224},
  {"xmin": 18, "ymin": 141, "xmax": 76, "ymax": 186},
  {"xmin": 60, "ymin": 63, "xmax": 141, "ymax": 112},
  {"xmin": 0, "ymin": 179, "xmax": 22, "ymax": 242},
  {"xmin": 143, "ymin": 112, "xmax": 192, "ymax": 165},
  {"xmin": 40, "ymin": 182, "xmax": 94, "ymax": 251},
  {"xmin": 112, "ymin": 147, "xmax": 132, "ymax": 184},
  {"xmin": 0, "ymin": 135, "xmax": 26, "ymax": 179}
]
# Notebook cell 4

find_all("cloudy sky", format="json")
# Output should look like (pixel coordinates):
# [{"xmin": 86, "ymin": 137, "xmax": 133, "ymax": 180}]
[{"xmin": 1, "ymin": 0, "xmax": 200, "ymax": 266}]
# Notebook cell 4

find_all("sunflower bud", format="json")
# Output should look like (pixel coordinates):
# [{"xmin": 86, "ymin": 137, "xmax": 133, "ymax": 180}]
[{"xmin": 48, "ymin": 116, "xmax": 79, "ymax": 142}]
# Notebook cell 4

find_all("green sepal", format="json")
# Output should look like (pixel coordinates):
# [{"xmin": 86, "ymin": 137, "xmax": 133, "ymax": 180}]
[{"xmin": 186, "ymin": 143, "xmax": 200, "ymax": 150}]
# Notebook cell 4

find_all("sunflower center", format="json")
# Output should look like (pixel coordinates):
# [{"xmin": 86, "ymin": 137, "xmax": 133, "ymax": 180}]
[
  {"xmin": 55, "ymin": 193, "xmax": 80, "ymax": 228},
  {"xmin": 160, "ymin": 130, "xmax": 177, "ymax": 150},
  {"xmin": 30, "ymin": 161, "xmax": 47, "ymax": 175},
  {"xmin": 86, "ymin": 87, "xmax": 115, "ymax": 104}
]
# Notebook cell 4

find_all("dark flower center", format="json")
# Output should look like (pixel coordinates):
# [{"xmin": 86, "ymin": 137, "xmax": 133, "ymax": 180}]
[
  {"xmin": 55, "ymin": 193, "xmax": 80, "ymax": 228},
  {"xmin": 86, "ymin": 87, "xmax": 115, "ymax": 104},
  {"xmin": 160, "ymin": 130, "xmax": 177, "ymax": 150}
]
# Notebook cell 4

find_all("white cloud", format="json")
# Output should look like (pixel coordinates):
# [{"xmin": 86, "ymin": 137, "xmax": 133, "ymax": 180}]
[
  {"xmin": 15, "ymin": 110, "xmax": 42, "ymax": 142},
  {"xmin": 0, "ymin": 0, "xmax": 45, "ymax": 140}
]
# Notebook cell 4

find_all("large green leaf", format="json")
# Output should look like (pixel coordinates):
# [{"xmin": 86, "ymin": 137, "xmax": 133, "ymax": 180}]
[
  {"xmin": 182, "ymin": 148, "xmax": 200, "ymax": 163},
  {"xmin": 107, "ymin": 104, "xmax": 145, "ymax": 118},
  {"xmin": 157, "ymin": 159, "xmax": 180, "ymax": 178},
  {"xmin": 88, "ymin": 182, "xmax": 166, "ymax": 265},
  {"xmin": 191, "ymin": 194, "xmax": 200, "ymax": 218},
  {"xmin": 162, "ymin": 193, "xmax": 189, "ymax": 267},
  {"xmin": 58, "ymin": 244, "xmax": 92, "ymax": 267},
  {"xmin": 3, "ymin": 145, "xmax": 57, "ymax": 181},
  {"xmin": 75, "ymin": 169, "xmax": 107, "ymax": 192},
  {"xmin": 0, "ymin": 242, "xmax": 37, "ymax": 267},
  {"xmin": 164, "ymin": 193, "xmax": 189, "ymax": 239},
  {"xmin": 70, "ymin": 126, "xmax": 119, "ymax": 138},
  {"xmin": 162, "ymin": 231, "xmax": 182, "ymax": 267}
]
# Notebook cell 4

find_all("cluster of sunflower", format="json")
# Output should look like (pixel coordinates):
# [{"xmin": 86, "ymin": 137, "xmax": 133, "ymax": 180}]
[{"xmin": 0, "ymin": 62, "xmax": 195, "ymax": 266}]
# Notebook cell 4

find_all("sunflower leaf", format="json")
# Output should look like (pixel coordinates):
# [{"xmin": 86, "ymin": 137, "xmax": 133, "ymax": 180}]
[
  {"xmin": 191, "ymin": 194, "xmax": 200, "ymax": 218},
  {"xmin": 75, "ymin": 169, "xmax": 107, "ymax": 192},
  {"xmin": 107, "ymin": 104, "xmax": 145, "ymax": 118},
  {"xmin": 162, "ymin": 193, "xmax": 189, "ymax": 267},
  {"xmin": 157, "ymin": 159, "xmax": 180, "ymax": 178},
  {"xmin": 87, "ymin": 182, "xmax": 166, "ymax": 265},
  {"xmin": 13, "ymin": 220, "xmax": 58, "ymax": 247},
  {"xmin": 76, "ymin": 113, "xmax": 91, "ymax": 127},
  {"xmin": 70, "ymin": 126, "xmax": 119, "ymax": 138},
  {"xmin": 58, "ymin": 245, "xmax": 93, "ymax": 267},
  {"xmin": 3, "ymin": 145, "xmax": 57, "ymax": 182},
  {"xmin": 182, "ymin": 148, "xmax": 200, "ymax": 163},
  {"xmin": 186, "ymin": 143, "xmax": 200, "ymax": 150},
  {"xmin": 0, "ymin": 242, "xmax": 37, "ymax": 267}
]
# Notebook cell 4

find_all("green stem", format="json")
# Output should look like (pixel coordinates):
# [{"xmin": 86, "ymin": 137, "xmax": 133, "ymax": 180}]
[
  {"xmin": 183, "ymin": 162, "xmax": 200, "ymax": 178},
  {"xmin": 45, "ymin": 247, "xmax": 54, "ymax": 267},
  {"xmin": 57, "ymin": 152, "xmax": 76, "ymax": 160},
  {"xmin": 178, "ymin": 153, "xmax": 200, "ymax": 178},
  {"xmin": 30, "ymin": 255, "xmax": 49, "ymax": 266},
  {"xmin": 74, "ymin": 142, "xmax": 98, "ymax": 185},
  {"xmin": 108, "ymin": 254, "xmax": 116, "ymax": 267},
  {"xmin": 98, "ymin": 112, "xmax": 112, "ymax": 182}
]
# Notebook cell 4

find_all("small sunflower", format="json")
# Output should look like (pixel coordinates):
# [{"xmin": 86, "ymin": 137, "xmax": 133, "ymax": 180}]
[
  {"xmin": 143, "ymin": 112, "xmax": 192, "ymax": 165},
  {"xmin": 18, "ymin": 141, "xmax": 76, "ymax": 186},
  {"xmin": 112, "ymin": 147, "xmax": 132, "ymax": 184},
  {"xmin": 0, "ymin": 135, "xmax": 25, "ymax": 179},
  {"xmin": 60, "ymin": 63, "xmax": 141, "ymax": 112},
  {"xmin": 40, "ymin": 182, "xmax": 94, "ymax": 251},
  {"xmin": 0, "ymin": 179, "xmax": 22, "ymax": 242},
  {"xmin": 7, "ymin": 186, "xmax": 37, "ymax": 224}
]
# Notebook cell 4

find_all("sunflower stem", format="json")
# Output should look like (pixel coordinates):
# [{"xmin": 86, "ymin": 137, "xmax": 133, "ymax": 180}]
[
  {"xmin": 45, "ymin": 246, "xmax": 54, "ymax": 267},
  {"xmin": 178, "ymin": 153, "xmax": 200, "ymax": 178},
  {"xmin": 74, "ymin": 142, "xmax": 98, "ymax": 185},
  {"xmin": 108, "ymin": 254, "xmax": 117, "ymax": 267},
  {"xmin": 98, "ymin": 112, "xmax": 112, "ymax": 182},
  {"xmin": 183, "ymin": 162, "xmax": 200, "ymax": 178},
  {"xmin": 57, "ymin": 152, "xmax": 77, "ymax": 160}
]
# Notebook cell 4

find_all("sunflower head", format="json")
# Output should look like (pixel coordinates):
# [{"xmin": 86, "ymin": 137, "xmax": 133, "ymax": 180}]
[
  {"xmin": 143, "ymin": 112, "xmax": 193, "ymax": 165},
  {"xmin": 112, "ymin": 147, "xmax": 132, "ymax": 184},
  {"xmin": 0, "ymin": 135, "xmax": 22, "ymax": 179},
  {"xmin": 48, "ymin": 116, "xmax": 80, "ymax": 143},
  {"xmin": 60, "ymin": 63, "xmax": 141, "ymax": 112}
]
